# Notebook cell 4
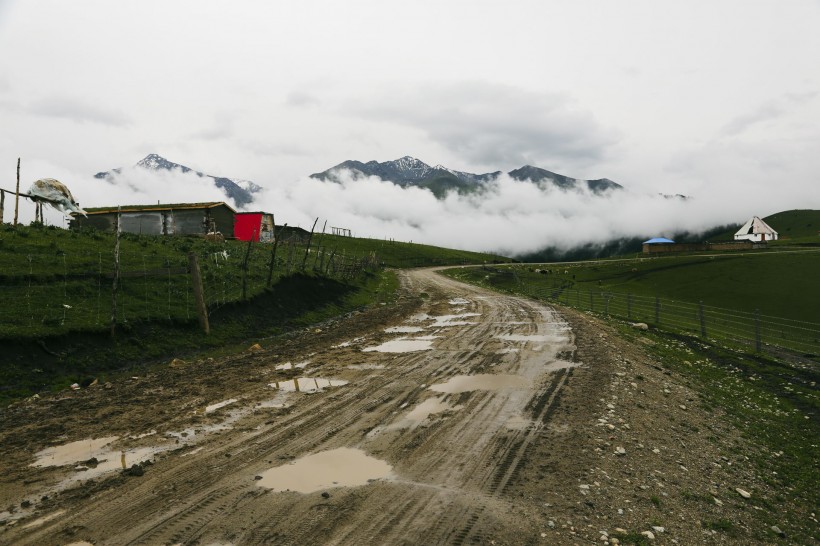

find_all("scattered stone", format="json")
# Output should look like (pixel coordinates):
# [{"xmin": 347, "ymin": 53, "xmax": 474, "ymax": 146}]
[
  {"xmin": 254, "ymin": 475, "xmax": 263, "ymax": 480},
  {"xmin": 169, "ymin": 358, "xmax": 187, "ymax": 368},
  {"xmin": 248, "ymin": 343, "xmax": 263, "ymax": 352},
  {"xmin": 615, "ymin": 447, "xmax": 626, "ymax": 456},
  {"xmin": 652, "ymin": 526, "xmax": 665, "ymax": 533},
  {"xmin": 548, "ymin": 520, "xmax": 555, "ymax": 528},
  {"xmin": 321, "ymin": 492, "xmax": 330, "ymax": 499},
  {"xmin": 736, "ymin": 487, "xmax": 751, "ymax": 499},
  {"xmin": 631, "ymin": 323, "xmax": 649, "ymax": 331},
  {"xmin": 713, "ymin": 497, "xmax": 723, "ymax": 506},
  {"xmin": 771, "ymin": 525, "xmax": 786, "ymax": 538},
  {"xmin": 641, "ymin": 530, "xmax": 655, "ymax": 540},
  {"xmin": 104, "ymin": 382, "xmax": 113, "ymax": 389},
  {"xmin": 610, "ymin": 538, "xmax": 620, "ymax": 545},
  {"xmin": 82, "ymin": 457, "xmax": 99, "ymax": 468},
  {"xmin": 125, "ymin": 464, "xmax": 144, "ymax": 477},
  {"xmin": 70, "ymin": 383, "xmax": 80, "ymax": 390},
  {"xmin": 614, "ymin": 528, "xmax": 627, "ymax": 534},
  {"xmin": 20, "ymin": 500, "xmax": 31, "ymax": 508}
]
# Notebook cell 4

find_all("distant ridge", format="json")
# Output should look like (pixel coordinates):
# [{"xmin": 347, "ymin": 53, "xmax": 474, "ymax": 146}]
[
  {"xmin": 311, "ymin": 156, "xmax": 622, "ymax": 198},
  {"xmin": 94, "ymin": 154, "xmax": 262, "ymax": 207}
]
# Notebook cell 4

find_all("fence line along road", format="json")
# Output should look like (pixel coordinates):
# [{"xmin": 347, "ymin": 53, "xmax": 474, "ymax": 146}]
[
  {"xmin": 475, "ymin": 274, "xmax": 820, "ymax": 362},
  {"xmin": 0, "ymin": 241, "xmax": 380, "ymax": 339}
]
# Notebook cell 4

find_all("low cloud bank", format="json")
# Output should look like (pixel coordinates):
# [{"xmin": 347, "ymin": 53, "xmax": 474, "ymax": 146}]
[{"xmin": 19, "ymin": 165, "xmax": 818, "ymax": 258}]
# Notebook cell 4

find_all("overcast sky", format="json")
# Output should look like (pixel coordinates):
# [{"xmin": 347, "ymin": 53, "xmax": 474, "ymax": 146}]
[{"xmin": 1, "ymin": 1, "xmax": 818, "ymax": 252}]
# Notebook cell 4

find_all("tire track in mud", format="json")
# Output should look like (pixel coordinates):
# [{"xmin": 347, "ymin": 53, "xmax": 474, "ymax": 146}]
[{"xmin": 7, "ymin": 268, "xmax": 580, "ymax": 546}]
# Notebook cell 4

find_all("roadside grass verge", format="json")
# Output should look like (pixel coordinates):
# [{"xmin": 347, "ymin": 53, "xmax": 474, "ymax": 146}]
[
  {"xmin": 614, "ymin": 323, "xmax": 819, "ymax": 543},
  {"xmin": 0, "ymin": 269, "xmax": 398, "ymax": 404}
]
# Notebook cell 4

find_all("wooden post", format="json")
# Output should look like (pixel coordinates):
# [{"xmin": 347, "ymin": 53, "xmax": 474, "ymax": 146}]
[
  {"xmin": 314, "ymin": 220, "xmax": 327, "ymax": 270},
  {"xmin": 267, "ymin": 217, "xmax": 285, "ymax": 288},
  {"xmin": 0, "ymin": 189, "xmax": 4, "ymax": 223},
  {"xmin": 241, "ymin": 230, "xmax": 255, "ymax": 300},
  {"xmin": 301, "ymin": 217, "xmax": 318, "ymax": 271},
  {"xmin": 755, "ymin": 309, "xmax": 762, "ymax": 352},
  {"xmin": 699, "ymin": 301, "xmax": 706, "ymax": 338},
  {"xmin": 13, "ymin": 158, "xmax": 20, "ymax": 226},
  {"xmin": 188, "ymin": 252, "xmax": 210, "ymax": 334},
  {"xmin": 110, "ymin": 207, "xmax": 121, "ymax": 337}
]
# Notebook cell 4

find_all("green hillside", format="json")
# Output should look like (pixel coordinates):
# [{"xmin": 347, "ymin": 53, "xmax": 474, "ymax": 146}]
[
  {"xmin": 711, "ymin": 209, "xmax": 820, "ymax": 244},
  {"xmin": 449, "ymin": 250, "xmax": 820, "ymax": 323}
]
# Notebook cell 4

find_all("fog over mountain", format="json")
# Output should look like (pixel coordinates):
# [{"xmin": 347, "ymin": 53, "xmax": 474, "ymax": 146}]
[{"xmin": 10, "ymin": 150, "xmax": 814, "ymax": 258}]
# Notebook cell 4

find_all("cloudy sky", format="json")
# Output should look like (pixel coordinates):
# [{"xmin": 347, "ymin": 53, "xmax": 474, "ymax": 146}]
[{"xmin": 0, "ymin": 1, "xmax": 818, "ymax": 254}]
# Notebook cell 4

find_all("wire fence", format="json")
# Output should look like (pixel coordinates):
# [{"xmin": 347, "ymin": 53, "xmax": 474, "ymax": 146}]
[
  {"xmin": 477, "ymin": 269, "xmax": 820, "ymax": 360},
  {"xmin": 0, "ymin": 238, "xmax": 379, "ymax": 339}
]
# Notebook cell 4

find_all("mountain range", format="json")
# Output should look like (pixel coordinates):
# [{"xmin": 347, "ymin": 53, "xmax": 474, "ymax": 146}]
[
  {"xmin": 93, "ymin": 154, "xmax": 623, "ymax": 207},
  {"xmin": 311, "ymin": 156, "xmax": 622, "ymax": 198},
  {"xmin": 94, "ymin": 154, "xmax": 262, "ymax": 207}
]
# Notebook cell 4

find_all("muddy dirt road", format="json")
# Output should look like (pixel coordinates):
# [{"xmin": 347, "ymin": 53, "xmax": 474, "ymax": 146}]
[{"xmin": 0, "ymin": 268, "xmax": 772, "ymax": 545}]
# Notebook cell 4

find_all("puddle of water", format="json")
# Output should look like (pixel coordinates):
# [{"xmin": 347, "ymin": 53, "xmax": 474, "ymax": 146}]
[
  {"xmin": 405, "ymin": 397, "xmax": 456, "ymax": 422},
  {"xmin": 205, "ymin": 398, "xmax": 238, "ymax": 414},
  {"xmin": 448, "ymin": 298, "xmax": 470, "ymax": 305},
  {"xmin": 275, "ymin": 360, "xmax": 310, "ymax": 371},
  {"xmin": 129, "ymin": 430, "xmax": 157, "ymax": 440},
  {"xmin": 429, "ymin": 374, "xmax": 530, "ymax": 394},
  {"xmin": 268, "ymin": 377, "xmax": 348, "ymax": 393},
  {"xmin": 544, "ymin": 360, "xmax": 582, "ymax": 372},
  {"xmin": 384, "ymin": 326, "xmax": 424, "ymax": 333},
  {"xmin": 167, "ymin": 407, "xmax": 249, "ymax": 441},
  {"xmin": 347, "ymin": 363, "xmax": 386, "ymax": 370},
  {"xmin": 497, "ymin": 333, "xmax": 563, "ymax": 343},
  {"xmin": 408, "ymin": 313, "xmax": 431, "ymax": 322},
  {"xmin": 497, "ymin": 348, "xmax": 520, "ymax": 354},
  {"xmin": 21, "ymin": 509, "xmax": 66, "ymax": 529},
  {"xmin": 256, "ymin": 447, "xmax": 392, "ymax": 493},
  {"xmin": 429, "ymin": 313, "xmax": 481, "ymax": 328},
  {"xmin": 362, "ymin": 337, "xmax": 436, "ymax": 353},
  {"xmin": 30, "ymin": 437, "xmax": 119, "ymax": 468}
]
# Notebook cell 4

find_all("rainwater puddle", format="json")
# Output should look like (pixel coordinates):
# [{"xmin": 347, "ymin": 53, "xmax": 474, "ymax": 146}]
[
  {"xmin": 408, "ymin": 313, "xmax": 431, "ymax": 322},
  {"xmin": 497, "ymin": 348, "xmax": 520, "ymax": 354},
  {"xmin": 362, "ymin": 337, "xmax": 436, "ymax": 353},
  {"xmin": 384, "ymin": 326, "xmax": 424, "ymax": 333},
  {"xmin": 405, "ymin": 397, "xmax": 458, "ymax": 422},
  {"xmin": 347, "ymin": 363, "xmax": 386, "ymax": 370},
  {"xmin": 429, "ymin": 313, "xmax": 481, "ymax": 327},
  {"xmin": 256, "ymin": 447, "xmax": 392, "ymax": 493},
  {"xmin": 30, "ymin": 437, "xmax": 118, "ymax": 468},
  {"xmin": 275, "ymin": 360, "xmax": 310, "ymax": 371},
  {"xmin": 544, "ymin": 360, "xmax": 582, "ymax": 372},
  {"xmin": 21, "ymin": 509, "xmax": 66, "ymax": 530},
  {"xmin": 448, "ymin": 298, "xmax": 470, "ymax": 305},
  {"xmin": 429, "ymin": 374, "xmax": 530, "ymax": 394},
  {"xmin": 31, "ymin": 436, "xmax": 167, "ymax": 487},
  {"xmin": 205, "ymin": 398, "xmax": 238, "ymax": 414},
  {"xmin": 268, "ymin": 377, "xmax": 348, "ymax": 393},
  {"xmin": 167, "ymin": 407, "xmax": 249, "ymax": 441},
  {"xmin": 333, "ymin": 337, "xmax": 364, "ymax": 348},
  {"xmin": 497, "ymin": 333, "xmax": 563, "ymax": 343}
]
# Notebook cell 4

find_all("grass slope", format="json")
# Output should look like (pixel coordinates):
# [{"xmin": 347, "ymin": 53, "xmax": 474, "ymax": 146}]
[
  {"xmin": 711, "ymin": 209, "xmax": 820, "ymax": 245},
  {"xmin": 486, "ymin": 252, "xmax": 820, "ymax": 322}
]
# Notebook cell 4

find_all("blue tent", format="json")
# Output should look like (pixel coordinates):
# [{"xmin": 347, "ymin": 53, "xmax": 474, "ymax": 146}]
[{"xmin": 642, "ymin": 237, "xmax": 675, "ymax": 244}]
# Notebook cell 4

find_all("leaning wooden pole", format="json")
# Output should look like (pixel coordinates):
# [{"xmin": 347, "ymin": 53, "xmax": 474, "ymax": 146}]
[
  {"xmin": 241, "ymin": 230, "xmax": 255, "ymax": 300},
  {"xmin": 110, "ymin": 207, "xmax": 121, "ymax": 337},
  {"xmin": 188, "ymin": 252, "xmax": 210, "ymax": 334},
  {"xmin": 0, "ymin": 189, "xmax": 5, "ymax": 224},
  {"xmin": 13, "ymin": 158, "xmax": 20, "ymax": 226},
  {"xmin": 301, "ymin": 217, "xmax": 318, "ymax": 271},
  {"xmin": 267, "ymin": 218, "xmax": 286, "ymax": 287}
]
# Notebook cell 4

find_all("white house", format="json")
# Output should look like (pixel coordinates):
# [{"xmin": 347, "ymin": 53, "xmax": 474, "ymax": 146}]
[{"xmin": 734, "ymin": 216, "xmax": 778, "ymax": 242}]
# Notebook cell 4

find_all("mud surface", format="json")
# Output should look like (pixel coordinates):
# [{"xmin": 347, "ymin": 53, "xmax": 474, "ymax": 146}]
[{"xmin": 0, "ymin": 269, "xmax": 775, "ymax": 545}]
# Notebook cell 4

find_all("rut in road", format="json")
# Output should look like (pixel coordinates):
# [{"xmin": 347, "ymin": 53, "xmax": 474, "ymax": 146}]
[{"xmin": 8, "ymin": 268, "xmax": 581, "ymax": 546}]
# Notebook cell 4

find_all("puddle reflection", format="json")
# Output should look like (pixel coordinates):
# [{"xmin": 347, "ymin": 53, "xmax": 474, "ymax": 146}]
[{"xmin": 256, "ymin": 447, "xmax": 392, "ymax": 493}]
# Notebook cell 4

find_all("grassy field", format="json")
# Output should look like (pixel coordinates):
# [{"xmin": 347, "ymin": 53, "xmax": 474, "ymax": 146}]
[
  {"xmin": 311, "ymin": 232, "xmax": 510, "ymax": 268},
  {"xmin": 495, "ymin": 251, "xmax": 820, "ymax": 323}
]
